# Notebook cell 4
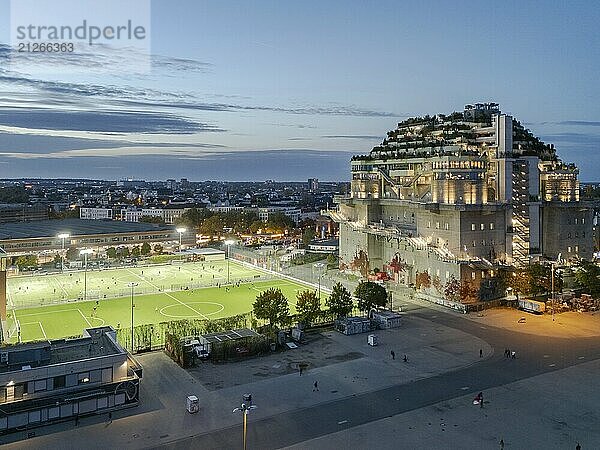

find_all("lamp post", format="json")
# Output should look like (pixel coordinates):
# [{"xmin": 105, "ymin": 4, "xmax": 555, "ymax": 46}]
[
  {"xmin": 176, "ymin": 227, "xmax": 186, "ymax": 260},
  {"xmin": 551, "ymin": 253, "xmax": 562, "ymax": 322},
  {"xmin": 233, "ymin": 394, "xmax": 257, "ymax": 450},
  {"xmin": 225, "ymin": 239, "xmax": 235, "ymax": 284},
  {"xmin": 127, "ymin": 282, "xmax": 138, "ymax": 353},
  {"xmin": 57, "ymin": 233, "xmax": 70, "ymax": 272},
  {"xmin": 80, "ymin": 249, "xmax": 93, "ymax": 302},
  {"xmin": 314, "ymin": 262, "xmax": 325, "ymax": 300}
]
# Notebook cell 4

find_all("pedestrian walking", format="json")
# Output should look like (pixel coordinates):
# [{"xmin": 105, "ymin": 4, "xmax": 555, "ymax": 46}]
[
  {"xmin": 299, "ymin": 365, "xmax": 303, "ymax": 376},
  {"xmin": 108, "ymin": 412, "xmax": 112, "ymax": 423},
  {"xmin": 313, "ymin": 381, "xmax": 319, "ymax": 392},
  {"xmin": 391, "ymin": 350, "xmax": 395, "ymax": 360},
  {"xmin": 576, "ymin": 443, "xmax": 581, "ymax": 450},
  {"xmin": 511, "ymin": 351, "xmax": 516, "ymax": 359},
  {"xmin": 480, "ymin": 348, "xmax": 483, "ymax": 358},
  {"xmin": 480, "ymin": 392, "xmax": 484, "ymax": 408},
  {"xmin": 403, "ymin": 354, "xmax": 408, "ymax": 362},
  {"xmin": 500, "ymin": 438, "xmax": 504, "ymax": 449}
]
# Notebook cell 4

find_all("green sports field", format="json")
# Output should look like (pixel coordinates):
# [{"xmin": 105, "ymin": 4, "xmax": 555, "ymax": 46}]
[
  {"xmin": 5, "ymin": 261, "xmax": 326, "ymax": 344},
  {"xmin": 7, "ymin": 260, "xmax": 264, "ymax": 308}
]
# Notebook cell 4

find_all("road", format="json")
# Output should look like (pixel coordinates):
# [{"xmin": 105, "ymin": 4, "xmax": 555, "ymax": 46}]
[{"xmin": 157, "ymin": 302, "xmax": 600, "ymax": 449}]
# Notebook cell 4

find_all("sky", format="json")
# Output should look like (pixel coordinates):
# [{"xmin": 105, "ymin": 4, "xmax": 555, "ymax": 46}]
[{"xmin": 0, "ymin": 0, "xmax": 599, "ymax": 181}]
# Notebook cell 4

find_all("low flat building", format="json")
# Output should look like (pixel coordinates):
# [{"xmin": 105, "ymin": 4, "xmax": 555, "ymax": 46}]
[
  {"xmin": 0, "ymin": 218, "xmax": 194, "ymax": 256},
  {"xmin": 0, "ymin": 327, "xmax": 142, "ymax": 433}
]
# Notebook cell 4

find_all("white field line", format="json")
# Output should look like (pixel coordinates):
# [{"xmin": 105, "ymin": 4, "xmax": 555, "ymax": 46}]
[
  {"xmin": 77, "ymin": 308, "xmax": 93, "ymax": 328},
  {"xmin": 20, "ymin": 322, "xmax": 48, "ymax": 340},
  {"xmin": 126, "ymin": 268, "xmax": 210, "ymax": 320},
  {"xmin": 38, "ymin": 322, "xmax": 48, "ymax": 340},
  {"xmin": 51, "ymin": 274, "xmax": 69, "ymax": 298},
  {"xmin": 18, "ymin": 309, "xmax": 83, "ymax": 317}
]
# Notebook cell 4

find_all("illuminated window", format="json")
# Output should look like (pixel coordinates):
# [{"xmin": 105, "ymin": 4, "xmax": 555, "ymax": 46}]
[
  {"xmin": 471, "ymin": 271, "xmax": 476, "ymax": 279},
  {"xmin": 480, "ymin": 223, "xmax": 485, "ymax": 230},
  {"xmin": 471, "ymin": 224, "xmax": 476, "ymax": 231},
  {"xmin": 490, "ymin": 223, "xmax": 494, "ymax": 230}
]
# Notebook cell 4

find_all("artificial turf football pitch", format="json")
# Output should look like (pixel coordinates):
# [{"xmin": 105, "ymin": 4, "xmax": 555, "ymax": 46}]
[{"xmin": 5, "ymin": 260, "xmax": 325, "ymax": 343}]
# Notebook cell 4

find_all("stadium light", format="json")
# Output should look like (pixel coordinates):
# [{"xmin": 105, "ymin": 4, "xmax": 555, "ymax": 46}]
[
  {"xmin": 127, "ymin": 282, "xmax": 139, "ymax": 352},
  {"xmin": 233, "ymin": 394, "xmax": 257, "ymax": 450},
  {"xmin": 225, "ymin": 239, "xmax": 235, "ymax": 284},
  {"xmin": 176, "ymin": 227, "xmax": 187, "ymax": 260},
  {"xmin": 57, "ymin": 233, "xmax": 70, "ymax": 272}
]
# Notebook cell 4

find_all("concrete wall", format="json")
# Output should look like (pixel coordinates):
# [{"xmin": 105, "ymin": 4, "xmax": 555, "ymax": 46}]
[{"xmin": 541, "ymin": 204, "xmax": 594, "ymax": 260}]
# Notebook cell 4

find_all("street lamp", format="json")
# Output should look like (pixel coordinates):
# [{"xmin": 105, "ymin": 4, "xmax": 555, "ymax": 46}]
[
  {"xmin": 57, "ymin": 233, "xmax": 70, "ymax": 272},
  {"xmin": 80, "ymin": 249, "xmax": 93, "ymax": 302},
  {"xmin": 314, "ymin": 262, "xmax": 326, "ymax": 300},
  {"xmin": 127, "ymin": 282, "xmax": 138, "ymax": 352},
  {"xmin": 225, "ymin": 239, "xmax": 235, "ymax": 284},
  {"xmin": 551, "ymin": 253, "xmax": 562, "ymax": 322},
  {"xmin": 232, "ymin": 394, "xmax": 257, "ymax": 450},
  {"xmin": 176, "ymin": 227, "xmax": 186, "ymax": 260}
]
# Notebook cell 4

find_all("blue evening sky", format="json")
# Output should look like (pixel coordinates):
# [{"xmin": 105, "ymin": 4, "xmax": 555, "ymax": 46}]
[{"xmin": 0, "ymin": 0, "xmax": 599, "ymax": 181}]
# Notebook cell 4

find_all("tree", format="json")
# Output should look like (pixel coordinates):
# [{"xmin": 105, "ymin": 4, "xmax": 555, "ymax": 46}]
[
  {"xmin": 326, "ymin": 283, "xmax": 354, "ymax": 318},
  {"xmin": 415, "ymin": 271, "xmax": 431, "ymax": 290},
  {"xmin": 106, "ymin": 247, "xmax": 117, "ymax": 259},
  {"xmin": 199, "ymin": 215, "xmax": 224, "ymax": 237},
  {"xmin": 302, "ymin": 227, "xmax": 316, "ymax": 246},
  {"xmin": 0, "ymin": 186, "xmax": 29, "ymax": 203},
  {"xmin": 153, "ymin": 244, "xmax": 164, "ymax": 254},
  {"xmin": 575, "ymin": 261, "xmax": 600, "ymax": 297},
  {"xmin": 354, "ymin": 281, "xmax": 388, "ymax": 313},
  {"xmin": 265, "ymin": 212, "xmax": 295, "ymax": 233},
  {"xmin": 65, "ymin": 246, "xmax": 79, "ymax": 261},
  {"xmin": 253, "ymin": 288, "xmax": 290, "ymax": 330},
  {"xmin": 141, "ymin": 242, "xmax": 151, "ymax": 256},
  {"xmin": 326, "ymin": 253, "xmax": 338, "ymax": 269},
  {"xmin": 459, "ymin": 281, "xmax": 479, "ymax": 303},
  {"xmin": 296, "ymin": 290, "xmax": 321, "ymax": 325},
  {"xmin": 131, "ymin": 246, "xmax": 141, "ymax": 257},
  {"xmin": 444, "ymin": 276, "xmax": 461, "ymax": 302}
]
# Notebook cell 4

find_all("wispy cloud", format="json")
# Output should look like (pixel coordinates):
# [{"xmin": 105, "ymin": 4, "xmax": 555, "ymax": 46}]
[
  {"xmin": 322, "ymin": 135, "xmax": 381, "ymax": 139},
  {"xmin": 0, "ymin": 108, "xmax": 224, "ymax": 134}
]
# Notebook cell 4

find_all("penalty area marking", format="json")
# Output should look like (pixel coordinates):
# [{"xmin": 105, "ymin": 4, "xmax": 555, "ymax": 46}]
[
  {"xmin": 159, "ymin": 302, "xmax": 225, "ymax": 319},
  {"xmin": 126, "ymin": 268, "xmax": 210, "ymax": 320},
  {"xmin": 21, "ymin": 322, "xmax": 47, "ymax": 340}
]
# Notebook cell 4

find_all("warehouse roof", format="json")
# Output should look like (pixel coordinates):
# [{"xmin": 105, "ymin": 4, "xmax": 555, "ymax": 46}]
[{"xmin": 0, "ymin": 218, "xmax": 175, "ymax": 240}]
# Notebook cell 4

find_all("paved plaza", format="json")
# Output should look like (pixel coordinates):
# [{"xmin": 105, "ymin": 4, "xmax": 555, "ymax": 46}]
[{"xmin": 2, "ymin": 298, "xmax": 599, "ymax": 449}]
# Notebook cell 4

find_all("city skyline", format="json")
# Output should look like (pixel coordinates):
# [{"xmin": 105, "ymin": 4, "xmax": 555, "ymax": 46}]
[{"xmin": 0, "ymin": 1, "xmax": 599, "ymax": 181}]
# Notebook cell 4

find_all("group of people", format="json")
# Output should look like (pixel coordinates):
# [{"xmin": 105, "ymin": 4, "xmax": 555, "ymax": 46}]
[{"xmin": 504, "ymin": 348, "xmax": 516, "ymax": 359}]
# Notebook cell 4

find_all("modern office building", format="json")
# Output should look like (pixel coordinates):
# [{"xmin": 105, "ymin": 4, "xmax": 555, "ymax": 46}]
[
  {"xmin": 0, "ymin": 327, "xmax": 142, "ymax": 433},
  {"xmin": 327, "ymin": 103, "xmax": 592, "ymax": 302}
]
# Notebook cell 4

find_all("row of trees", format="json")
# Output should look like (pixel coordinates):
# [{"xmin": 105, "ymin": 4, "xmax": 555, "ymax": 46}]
[
  {"xmin": 176, "ymin": 208, "xmax": 296, "ymax": 236},
  {"xmin": 252, "ymin": 281, "xmax": 388, "ymax": 330}
]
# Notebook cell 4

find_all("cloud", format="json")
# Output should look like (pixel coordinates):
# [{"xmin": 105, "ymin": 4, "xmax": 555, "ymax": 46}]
[
  {"xmin": 0, "ymin": 108, "xmax": 224, "ymax": 134},
  {"xmin": 557, "ymin": 120, "xmax": 600, "ymax": 127},
  {"xmin": 322, "ymin": 135, "xmax": 382, "ymax": 139},
  {"xmin": 0, "ymin": 132, "xmax": 226, "ymax": 155},
  {"xmin": 0, "ymin": 149, "xmax": 355, "ymax": 181},
  {"xmin": 540, "ymin": 132, "xmax": 600, "ymax": 148}
]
